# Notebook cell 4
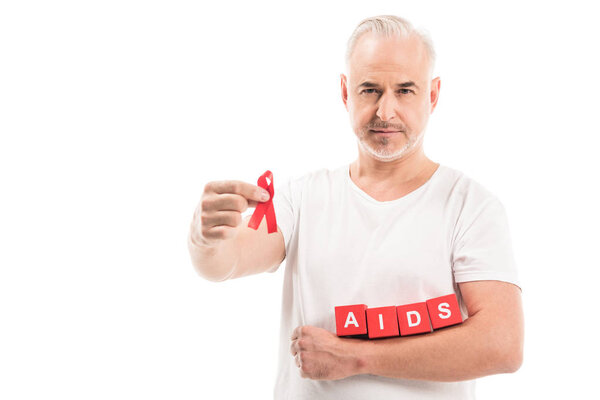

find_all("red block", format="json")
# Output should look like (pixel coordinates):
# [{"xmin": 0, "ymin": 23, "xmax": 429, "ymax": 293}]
[
  {"xmin": 366, "ymin": 306, "xmax": 399, "ymax": 339},
  {"xmin": 426, "ymin": 294, "xmax": 463, "ymax": 330},
  {"xmin": 396, "ymin": 302, "xmax": 432, "ymax": 336},
  {"xmin": 335, "ymin": 304, "xmax": 368, "ymax": 337}
]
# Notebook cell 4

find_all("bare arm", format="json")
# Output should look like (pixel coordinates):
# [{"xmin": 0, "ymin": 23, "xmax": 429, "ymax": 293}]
[
  {"xmin": 291, "ymin": 280, "xmax": 523, "ymax": 381},
  {"xmin": 188, "ymin": 180, "xmax": 286, "ymax": 282},
  {"xmin": 355, "ymin": 280, "xmax": 524, "ymax": 381}
]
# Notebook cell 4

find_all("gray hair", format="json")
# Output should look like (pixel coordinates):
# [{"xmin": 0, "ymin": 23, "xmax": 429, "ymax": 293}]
[{"xmin": 345, "ymin": 15, "xmax": 436, "ymax": 76}]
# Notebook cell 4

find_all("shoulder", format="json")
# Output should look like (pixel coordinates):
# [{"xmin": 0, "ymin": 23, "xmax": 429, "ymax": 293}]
[
  {"xmin": 437, "ymin": 165, "xmax": 502, "ymax": 209},
  {"xmin": 437, "ymin": 166, "xmax": 510, "ymax": 244}
]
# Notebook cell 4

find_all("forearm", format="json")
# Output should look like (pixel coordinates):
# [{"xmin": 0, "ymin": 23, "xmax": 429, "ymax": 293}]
[
  {"xmin": 348, "ymin": 313, "xmax": 522, "ymax": 382},
  {"xmin": 291, "ymin": 282, "xmax": 523, "ymax": 382}
]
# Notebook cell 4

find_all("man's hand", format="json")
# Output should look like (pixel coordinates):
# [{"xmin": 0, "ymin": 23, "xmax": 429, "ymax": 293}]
[
  {"xmin": 188, "ymin": 179, "xmax": 285, "ymax": 282},
  {"xmin": 191, "ymin": 180, "xmax": 271, "ymax": 247},
  {"xmin": 290, "ymin": 326, "xmax": 363, "ymax": 380}
]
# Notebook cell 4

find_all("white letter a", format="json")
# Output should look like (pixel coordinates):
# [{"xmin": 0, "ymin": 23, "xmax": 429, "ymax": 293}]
[{"xmin": 344, "ymin": 312, "xmax": 359, "ymax": 328}]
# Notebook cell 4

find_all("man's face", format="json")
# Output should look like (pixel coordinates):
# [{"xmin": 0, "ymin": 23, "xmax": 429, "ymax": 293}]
[{"xmin": 341, "ymin": 33, "xmax": 440, "ymax": 162}]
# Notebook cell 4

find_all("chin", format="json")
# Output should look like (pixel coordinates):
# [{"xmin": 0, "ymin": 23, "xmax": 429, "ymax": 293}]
[{"xmin": 358, "ymin": 139, "xmax": 413, "ymax": 162}]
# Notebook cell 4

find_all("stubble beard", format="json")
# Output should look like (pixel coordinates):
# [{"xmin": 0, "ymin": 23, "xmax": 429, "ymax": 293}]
[{"xmin": 356, "ymin": 127, "xmax": 425, "ymax": 162}]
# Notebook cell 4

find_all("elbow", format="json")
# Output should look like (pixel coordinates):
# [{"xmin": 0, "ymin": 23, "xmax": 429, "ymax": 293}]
[
  {"xmin": 494, "ymin": 334, "xmax": 524, "ymax": 374},
  {"xmin": 501, "ymin": 344, "xmax": 523, "ymax": 373},
  {"xmin": 503, "ymin": 325, "xmax": 524, "ymax": 373},
  {"xmin": 482, "ymin": 313, "xmax": 524, "ymax": 375},
  {"xmin": 478, "ymin": 325, "xmax": 524, "ymax": 376}
]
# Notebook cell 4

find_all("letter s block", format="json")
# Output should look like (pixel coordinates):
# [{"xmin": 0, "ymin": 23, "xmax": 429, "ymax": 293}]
[
  {"xmin": 426, "ymin": 294, "xmax": 463, "ymax": 330},
  {"xmin": 335, "ymin": 304, "xmax": 368, "ymax": 337},
  {"xmin": 366, "ymin": 306, "xmax": 400, "ymax": 339},
  {"xmin": 396, "ymin": 302, "xmax": 432, "ymax": 336}
]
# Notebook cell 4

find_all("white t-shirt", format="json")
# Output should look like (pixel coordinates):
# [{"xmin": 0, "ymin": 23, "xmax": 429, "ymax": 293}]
[{"xmin": 270, "ymin": 163, "xmax": 520, "ymax": 400}]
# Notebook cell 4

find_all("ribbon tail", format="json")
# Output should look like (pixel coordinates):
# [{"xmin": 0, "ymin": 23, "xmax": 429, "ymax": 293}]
[
  {"xmin": 248, "ymin": 202, "xmax": 267, "ymax": 230},
  {"xmin": 264, "ymin": 203, "xmax": 277, "ymax": 233}
]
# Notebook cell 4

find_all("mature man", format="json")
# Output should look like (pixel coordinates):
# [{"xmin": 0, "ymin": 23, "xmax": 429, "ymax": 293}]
[{"xmin": 188, "ymin": 15, "xmax": 523, "ymax": 399}]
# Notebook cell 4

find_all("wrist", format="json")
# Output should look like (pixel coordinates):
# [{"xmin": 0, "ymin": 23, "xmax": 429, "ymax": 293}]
[{"xmin": 341, "ymin": 337, "xmax": 372, "ymax": 376}]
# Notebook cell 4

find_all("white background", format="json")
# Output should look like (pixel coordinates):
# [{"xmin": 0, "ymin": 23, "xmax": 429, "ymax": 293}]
[{"xmin": 1, "ymin": 0, "xmax": 599, "ymax": 398}]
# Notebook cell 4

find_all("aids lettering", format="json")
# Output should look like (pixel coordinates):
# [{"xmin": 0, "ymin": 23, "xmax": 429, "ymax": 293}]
[{"xmin": 335, "ymin": 294, "xmax": 462, "ymax": 338}]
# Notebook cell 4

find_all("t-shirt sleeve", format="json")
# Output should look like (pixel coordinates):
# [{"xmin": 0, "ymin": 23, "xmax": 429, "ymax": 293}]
[{"xmin": 452, "ymin": 197, "xmax": 521, "ymax": 289}]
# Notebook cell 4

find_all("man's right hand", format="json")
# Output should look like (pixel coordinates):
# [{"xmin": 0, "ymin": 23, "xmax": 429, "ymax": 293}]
[{"xmin": 190, "ymin": 180, "xmax": 271, "ymax": 247}]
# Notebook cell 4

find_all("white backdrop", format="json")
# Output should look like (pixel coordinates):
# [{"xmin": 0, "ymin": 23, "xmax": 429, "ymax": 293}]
[{"xmin": 1, "ymin": 1, "xmax": 599, "ymax": 398}]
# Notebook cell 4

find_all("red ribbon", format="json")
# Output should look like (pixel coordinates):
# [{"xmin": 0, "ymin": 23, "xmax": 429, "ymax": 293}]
[{"xmin": 248, "ymin": 170, "xmax": 277, "ymax": 234}]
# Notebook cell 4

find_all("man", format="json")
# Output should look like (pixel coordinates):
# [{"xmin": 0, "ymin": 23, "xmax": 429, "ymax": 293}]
[{"xmin": 188, "ymin": 15, "xmax": 523, "ymax": 399}]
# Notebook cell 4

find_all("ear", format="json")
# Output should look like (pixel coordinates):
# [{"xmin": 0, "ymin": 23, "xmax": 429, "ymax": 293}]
[
  {"xmin": 341, "ymin": 74, "xmax": 349, "ymax": 111},
  {"xmin": 430, "ymin": 77, "xmax": 441, "ymax": 113}
]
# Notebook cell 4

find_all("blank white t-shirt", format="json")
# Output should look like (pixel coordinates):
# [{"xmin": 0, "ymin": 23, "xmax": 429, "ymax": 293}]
[{"xmin": 270, "ymin": 163, "xmax": 520, "ymax": 400}]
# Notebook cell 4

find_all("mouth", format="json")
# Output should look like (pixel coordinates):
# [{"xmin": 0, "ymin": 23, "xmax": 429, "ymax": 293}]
[{"xmin": 370, "ymin": 129, "xmax": 402, "ymax": 135}]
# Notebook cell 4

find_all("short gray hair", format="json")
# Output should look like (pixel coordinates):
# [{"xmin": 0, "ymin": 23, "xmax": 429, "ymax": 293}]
[{"xmin": 345, "ymin": 15, "xmax": 436, "ymax": 75}]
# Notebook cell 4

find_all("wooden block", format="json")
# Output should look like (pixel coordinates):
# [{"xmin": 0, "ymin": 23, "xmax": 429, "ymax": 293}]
[
  {"xmin": 426, "ymin": 294, "xmax": 463, "ymax": 330},
  {"xmin": 335, "ymin": 304, "xmax": 368, "ymax": 337},
  {"xmin": 366, "ymin": 306, "xmax": 400, "ymax": 339},
  {"xmin": 396, "ymin": 302, "xmax": 432, "ymax": 336}
]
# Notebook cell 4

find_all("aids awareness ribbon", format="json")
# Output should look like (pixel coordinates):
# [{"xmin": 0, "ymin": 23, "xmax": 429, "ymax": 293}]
[{"xmin": 248, "ymin": 170, "xmax": 277, "ymax": 234}]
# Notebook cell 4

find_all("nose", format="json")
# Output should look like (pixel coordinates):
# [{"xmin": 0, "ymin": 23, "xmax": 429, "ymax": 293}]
[{"xmin": 376, "ymin": 91, "xmax": 398, "ymax": 122}]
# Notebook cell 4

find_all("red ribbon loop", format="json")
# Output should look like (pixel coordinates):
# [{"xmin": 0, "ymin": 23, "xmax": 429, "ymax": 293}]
[{"xmin": 248, "ymin": 170, "xmax": 277, "ymax": 234}]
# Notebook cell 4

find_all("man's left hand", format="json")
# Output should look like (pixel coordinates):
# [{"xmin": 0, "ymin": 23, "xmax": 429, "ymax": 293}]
[{"xmin": 290, "ymin": 325, "xmax": 363, "ymax": 380}]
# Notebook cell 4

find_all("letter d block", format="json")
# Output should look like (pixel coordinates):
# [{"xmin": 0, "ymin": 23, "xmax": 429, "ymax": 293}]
[
  {"xmin": 396, "ymin": 302, "xmax": 432, "ymax": 336},
  {"xmin": 335, "ymin": 304, "xmax": 368, "ymax": 337},
  {"xmin": 426, "ymin": 294, "xmax": 463, "ymax": 330},
  {"xmin": 366, "ymin": 306, "xmax": 399, "ymax": 339}
]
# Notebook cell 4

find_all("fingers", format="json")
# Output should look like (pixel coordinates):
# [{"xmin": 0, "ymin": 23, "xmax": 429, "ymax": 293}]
[
  {"xmin": 289, "ymin": 326, "xmax": 343, "ymax": 380},
  {"xmin": 192, "ymin": 178, "xmax": 270, "ymax": 247},
  {"xmin": 290, "ymin": 326, "xmax": 304, "ymax": 357},
  {"xmin": 201, "ymin": 210, "xmax": 242, "ymax": 229},
  {"xmin": 290, "ymin": 326, "xmax": 303, "ymax": 340},
  {"xmin": 202, "ymin": 194, "xmax": 250, "ymax": 213},
  {"xmin": 290, "ymin": 326, "xmax": 314, "ymax": 356},
  {"xmin": 290, "ymin": 335, "xmax": 303, "ymax": 370},
  {"xmin": 207, "ymin": 180, "xmax": 270, "ymax": 203}
]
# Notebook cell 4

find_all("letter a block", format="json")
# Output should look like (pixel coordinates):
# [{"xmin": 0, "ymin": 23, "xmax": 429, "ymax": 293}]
[
  {"xmin": 426, "ymin": 294, "xmax": 463, "ymax": 330},
  {"xmin": 396, "ymin": 302, "xmax": 432, "ymax": 336},
  {"xmin": 335, "ymin": 304, "xmax": 368, "ymax": 337},
  {"xmin": 366, "ymin": 306, "xmax": 399, "ymax": 339}
]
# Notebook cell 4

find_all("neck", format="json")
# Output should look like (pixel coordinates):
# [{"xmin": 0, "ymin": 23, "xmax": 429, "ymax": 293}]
[{"xmin": 351, "ymin": 144, "xmax": 435, "ymax": 184}]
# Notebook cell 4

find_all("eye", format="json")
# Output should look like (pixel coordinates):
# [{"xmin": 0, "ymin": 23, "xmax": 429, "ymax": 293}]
[
  {"xmin": 398, "ymin": 89, "xmax": 414, "ymax": 95},
  {"xmin": 360, "ymin": 88, "xmax": 379, "ymax": 94}
]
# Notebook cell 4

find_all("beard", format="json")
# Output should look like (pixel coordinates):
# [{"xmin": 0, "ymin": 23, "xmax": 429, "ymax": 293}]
[{"xmin": 355, "ymin": 122, "xmax": 425, "ymax": 162}]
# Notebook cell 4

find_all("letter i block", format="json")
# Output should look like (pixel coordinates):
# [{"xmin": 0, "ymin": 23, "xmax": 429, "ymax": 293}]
[
  {"xmin": 335, "ymin": 304, "xmax": 368, "ymax": 337},
  {"xmin": 366, "ymin": 306, "xmax": 400, "ymax": 339},
  {"xmin": 426, "ymin": 294, "xmax": 463, "ymax": 330},
  {"xmin": 396, "ymin": 302, "xmax": 432, "ymax": 336}
]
